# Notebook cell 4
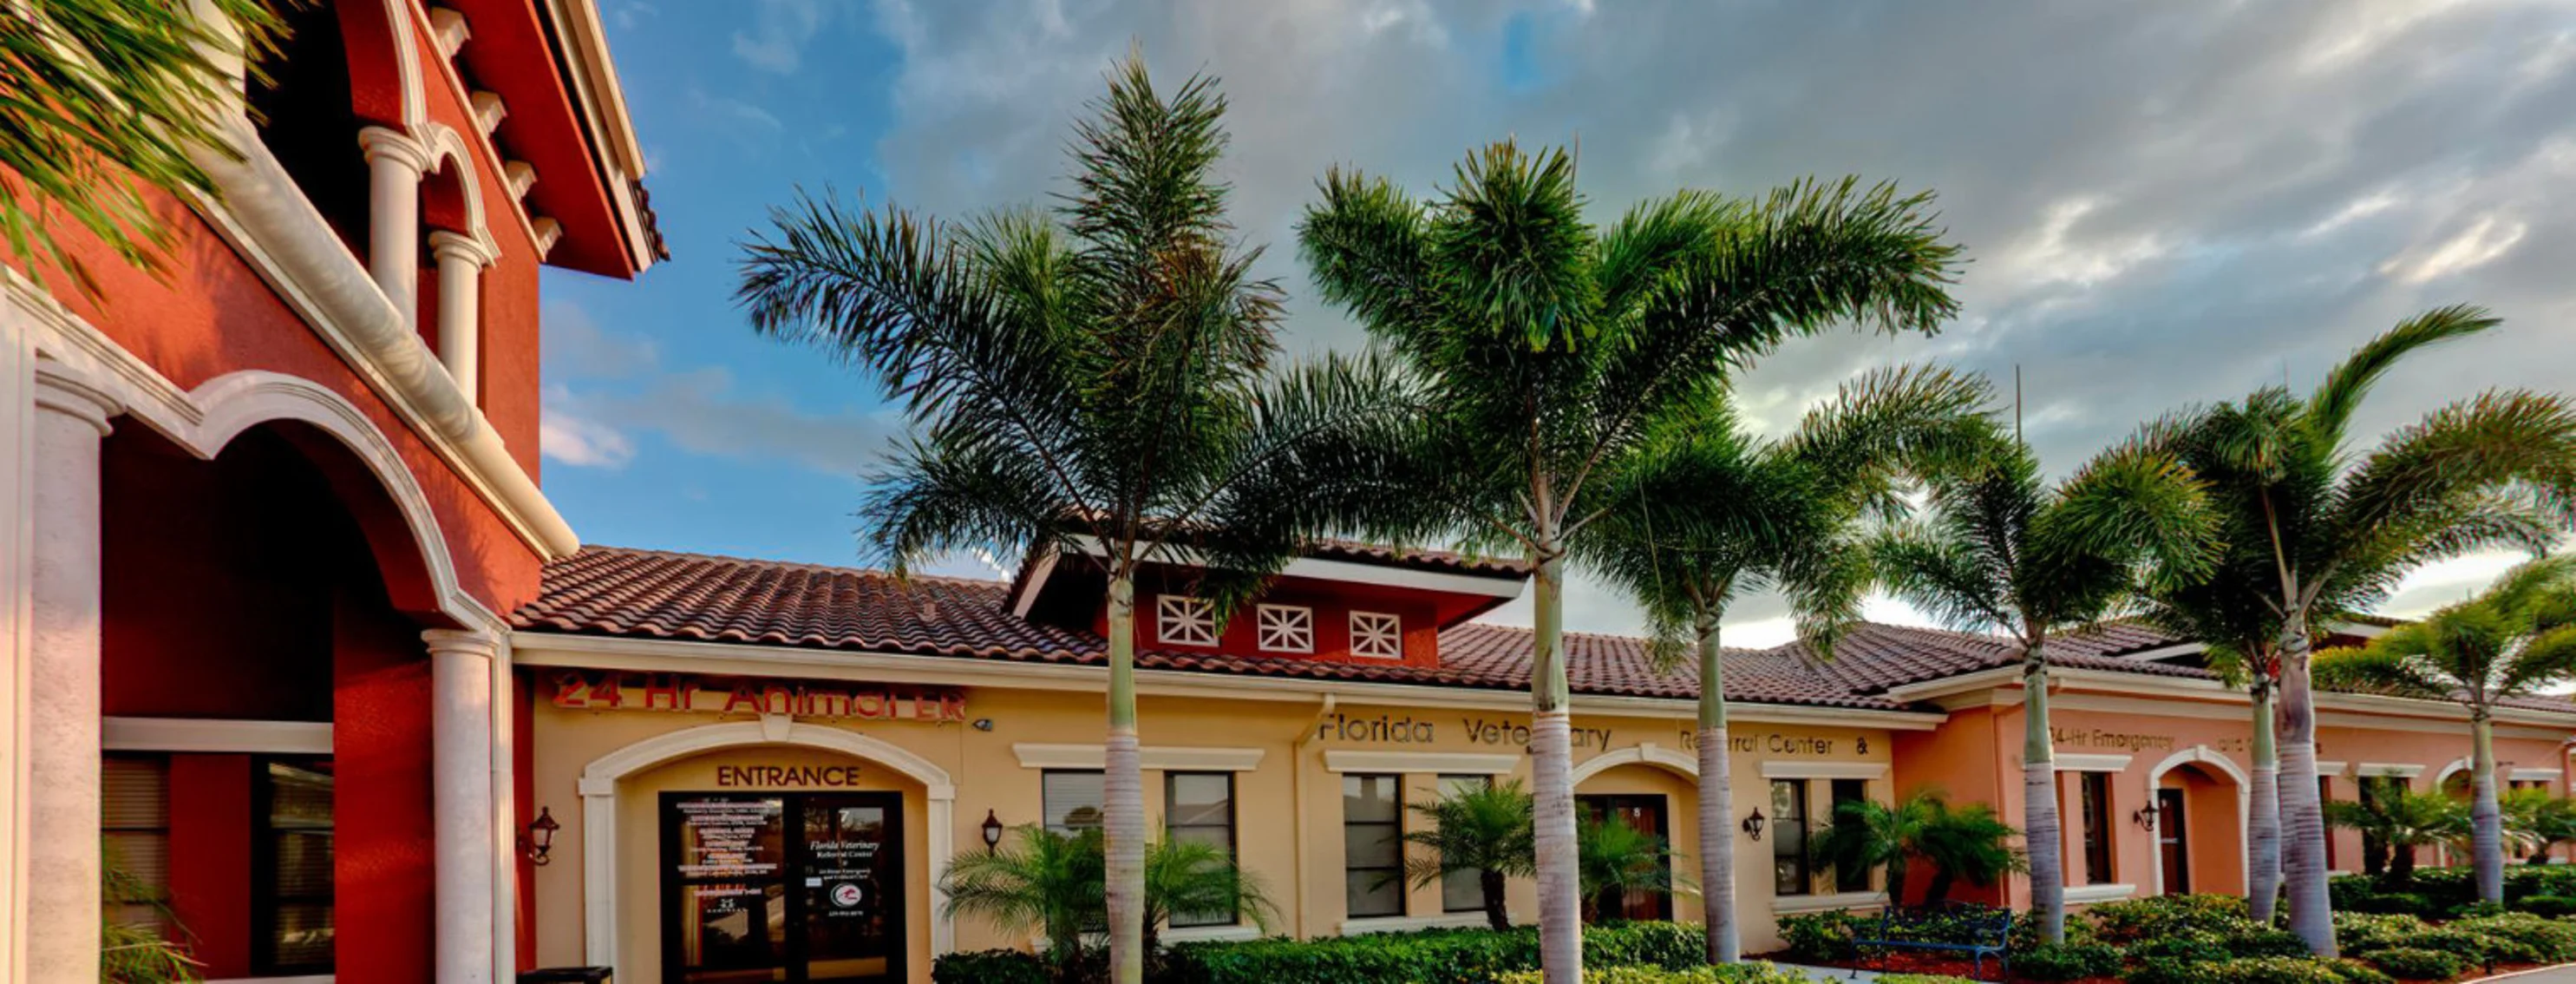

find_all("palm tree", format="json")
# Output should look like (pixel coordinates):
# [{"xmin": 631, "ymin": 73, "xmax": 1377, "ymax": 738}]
[
  {"xmin": 2314, "ymin": 554, "xmax": 2576, "ymax": 904},
  {"xmin": 102, "ymin": 858, "xmax": 202, "ymax": 984},
  {"xmin": 1871, "ymin": 424, "xmax": 2218, "ymax": 942},
  {"xmin": 1401, "ymin": 778, "xmax": 1538, "ymax": 931},
  {"xmin": 940, "ymin": 825, "xmax": 1107, "ymax": 966},
  {"xmin": 1811, "ymin": 788, "xmax": 2026, "ymax": 908},
  {"xmin": 4, "ymin": 0, "xmax": 283, "ymax": 297},
  {"xmin": 1299, "ymin": 141, "xmax": 1964, "ymax": 984},
  {"xmin": 1576, "ymin": 364, "xmax": 1991, "ymax": 960},
  {"xmin": 1141, "ymin": 838, "xmax": 1278, "ymax": 957},
  {"xmin": 738, "ymin": 58, "xmax": 1417, "ymax": 984},
  {"xmin": 2501, "ymin": 790, "xmax": 2576, "ymax": 864},
  {"xmin": 2137, "ymin": 531, "xmax": 2290, "ymax": 921},
  {"xmin": 1576, "ymin": 812, "xmax": 1690, "ymax": 922},
  {"xmin": 2324, "ymin": 790, "xmax": 2469, "ymax": 886},
  {"xmin": 2161, "ymin": 306, "xmax": 2576, "ymax": 953}
]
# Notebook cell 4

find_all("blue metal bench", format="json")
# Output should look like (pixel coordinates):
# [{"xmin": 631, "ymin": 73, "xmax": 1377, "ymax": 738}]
[{"xmin": 1847, "ymin": 902, "xmax": 2012, "ymax": 981}]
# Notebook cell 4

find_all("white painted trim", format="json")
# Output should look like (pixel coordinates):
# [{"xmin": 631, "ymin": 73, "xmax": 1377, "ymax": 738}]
[
  {"xmin": 1339, "ymin": 911, "xmax": 1495, "ymax": 935},
  {"xmin": 536, "ymin": 0, "xmax": 660, "ymax": 270},
  {"xmin": 1010, "ymin": 744, "xmax": 1266, "ymax": 772},
  {"xmin": 1063, "ymin": 535, "xmax": 1525, "ymax": 597},
  {"xmin": 1572, "ymin": 743, "xmax": 1699, "ymax": 784},
  {"xmin": 2358, "ymin": 763, "xmax": 2428, "ymax": 780},
  {"xmin": 578, "ymin": 721, "xmax": 958, "ymax": 968},
  {"xmin": 2121, "ymin": 642, "xmax": 2207, "ymax": 663},
  {"xmin": 1007, "ymin": 549, "xmax": 1056, "ymax": 618},
  {"xmin": 1254, "ymin": 603, "xmax": 1315, "ymax": 654},
  {"xmin": 2064, "ymin": 883, "xmax": 2138, "ymax": 904},
  {"xmin": 102, "ymin": 718, "xmax": 330, "ymax": 754},
  {"xmin": 1324, "ymin": 751, "xmax": 1519, "ymax": 775},
  {"xmin": 2143, "ymin": 745, "xmax": 2252, "ymax": 897},
  {"xmin": 1161, "ymin": 923, "xmax": 1262, "ymax": 943},
  {"xmin": 2315, "ymin": 760, "xmax": 2350, "ymax": 777},
  {"xmin": 1348, "ymin": 609, "xmax": 1403, "ymax": 659},
  {"xmin": 2434, "ymin": 757, "xmax": 2474, "ymax": 788},
  {"xmin": 1769, "ymin": 890, "xmax": 1889, "ymax": 915},
  {"xmin": 2510, "ymin": 769, "xmax": 2564, "ymax": 783},
  {"xmin": 2054, "ymin": 753, "xmax": 2135, "ymax": 774},
  {"xmin": 507, "ymin": 631, "xmax": 1952, "ymax": 730},
  {"xmin": 1759, "ymin": 761, "xmax": 1891, "ymax": 780}
]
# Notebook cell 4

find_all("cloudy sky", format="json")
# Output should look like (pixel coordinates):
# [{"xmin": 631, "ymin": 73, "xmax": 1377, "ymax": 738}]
[{"xmin": 539, "ymin": 0, "xmax": 2576, "ymax": 646}]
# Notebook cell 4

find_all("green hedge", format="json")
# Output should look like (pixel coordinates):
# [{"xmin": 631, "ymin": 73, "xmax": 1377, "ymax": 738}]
[
  {"xmin": 1156, "ymin": 922, "xmax": 1699, "ymax": 984},
  {"xmin": 2013, "ymin": 941, "xmax": 2122, "ymax": 981},
  {"xmin": 2361, "ymin": 946, "xmax": 2463, "ymax": 981},
  {"xmin": 2332, "ymin": 864, "xmax": 2576, "ymax": 915},
  {"xmin": 1490, "ymin": 964, "xmax": 1811, "ymax": 984}
]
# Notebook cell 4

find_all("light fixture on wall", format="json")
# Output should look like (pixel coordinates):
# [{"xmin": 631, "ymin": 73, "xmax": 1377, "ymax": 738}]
[
  {"xmin": 525, "ymin": 806, "xmax": 561, "ymax": 866},
  {"xmin": 1742, "ymin": 807, "xmax": 1766, "ymax": 842},
  {"xmin": 972, "ymin": 718, "xmax": 995, "ymax": 732},
  {"xmin": 2132, "ymin": 805, "xmax": 2159, "ymax": 832},
  {"xmin": 982, "ymin": 809, "xmax": 1005, "ymax": 854}
]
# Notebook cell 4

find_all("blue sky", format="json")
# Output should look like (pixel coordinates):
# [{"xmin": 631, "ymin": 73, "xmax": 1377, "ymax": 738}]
[{"xmin": 537, "ymin": 1, "xmax": 2576, "ymax": 644}]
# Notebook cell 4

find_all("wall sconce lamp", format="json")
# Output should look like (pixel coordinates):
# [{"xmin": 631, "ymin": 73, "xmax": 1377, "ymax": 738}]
[
  {"xmin": 525, "ymin": 806, "xmax": 561, "ymax": 866},
  {"xmin": 971, "ymin": 718, "xmax": 995, "ymax": 732},
  {"xmin": 981, "ymin": 809, "xmax": 1005, "ymax": 854},
  {"xmin": 1742, "ymin": 807, "xmax": 1767, "ymax": 842},
  {"xmin": 2132, "ymin": 805, "xmax": 2159, "ymax": 832}
]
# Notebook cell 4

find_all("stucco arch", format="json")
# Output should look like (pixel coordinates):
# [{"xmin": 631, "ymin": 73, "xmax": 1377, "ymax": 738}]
[
  {"xmin": 335, "ymin": 0, "xmax": 429, "ymax": 130},
  {"xmin": 2143, "ymin": 745, "xmax": 2252, "ymax": 896},
  {"xmin": 1572, "ymin": 743, "xmax": 1700, "ymax": 786},
  {"xmin": 418, "ymin": 122, "xmax": 500, "ymax": 258},
  {"xmin": 2435, "ymin": 757, "xmax": 2475, "ymax": 791},
  {"xmin": 574, "ymin": 718, "xmax": 959, "ymax": 966}
]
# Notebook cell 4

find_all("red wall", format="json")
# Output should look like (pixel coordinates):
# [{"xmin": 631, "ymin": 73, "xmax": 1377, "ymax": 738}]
[
  {"xmin": 167, "ymin": 755, "xmax": 254, "ymax": 977},
  {"xmin": 1116, "ymin": 576, "xmax": 1448, "ymax": 668},
  {"xmin": 334, "ymin": 583, "xmax": 437, "ymax": 984}
]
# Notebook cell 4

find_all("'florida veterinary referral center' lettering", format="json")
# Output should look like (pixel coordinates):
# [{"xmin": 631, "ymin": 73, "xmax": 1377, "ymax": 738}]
[{"xmin": 1315, "ymin": 712, "xmax": 1615, "ymax": 751}]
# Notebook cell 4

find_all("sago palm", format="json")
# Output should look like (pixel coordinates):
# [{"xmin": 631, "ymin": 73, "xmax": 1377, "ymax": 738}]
[
  {"xmin": 738, "ymin": 58, "xmax": 1416, "ymax": 984},
  {"xmin": 1577, "ymin": 364, "xmax": 1991, "ymax": 960},
  {"xmin": 1141, "ymin": 838, "xmax": 1278, "ymax": 957},
  {"xmin": 1575, "ymin": 812, "xmax": 1690, "ymax": 923},
  {"xmin": 2324, "ymin": 790, "xmax": 2469, "ymax": 886},
  {"xmin": 938, "ymin": 825, "xmax": 1106, "ymax": 961},
  {"xmin": 2501, "ymin": 790, "xmax": 2576, "ymax": 864},
  {"xmin": 1871, "ymin": 423, "xmax": 2218, "ymax": 942},
  {"xmin": 1299, "ymin": 141, "xmax": 1963, "ymax": 983},
  {"xmin": 1401, "ymin": 778, "xmax": 1538, "ymax": 931},
  {"xmin": 1816, "ymin": 788, "xmax": 2027, "ymax": 907},
  {"xmin": 2161, "ymin": 305, "xmax": 2576, "ymax": 953},
  {"xmin": 4, "ymin": 0, "xmax": 283, "ymax": 297},
  {"xmin": 2315, "ymin": 554, "xmax": 2576, "ymax": 904}
]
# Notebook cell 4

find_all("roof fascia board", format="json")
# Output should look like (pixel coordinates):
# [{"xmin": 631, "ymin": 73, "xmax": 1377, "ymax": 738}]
[
  {"xmin": 1066, "ymin": 535, "xmax": 1527, "ymax": 598},
  {"xmin": 1879, "ymin": 661, "xmax": 2576, "ymax": 726},
  {"xmin": 509, "ymin": 631, "xmax": 1945, "ymax": 729}
]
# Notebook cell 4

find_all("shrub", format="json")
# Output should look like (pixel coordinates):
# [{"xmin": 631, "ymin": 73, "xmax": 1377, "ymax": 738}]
[
  {"xmin": 2328, "ymin": 961, "xmax": 2399, "ymax": 984},
  {"xmin": 2086, "ymin": 894, "xmax": 2255, "ymax": 943},
  {"xmin": 2121, "ymin": 937, "xmax": 2232, "ymax": 984},
  {"xmin": 2514, "ymin": 894, "xmax": 2576, "ymax": 918},
  {"xmin": 929, "ymin": 948, "xmax": 1060, "ymax": 984},
  {"xmin": 2455, "ymin": 912, "xmax": 2576, "ymax": 962},
  {"xmin": 2364, "ymin": 947, "xmax": 2466, "ymax": 981},
  {"xmin": 1877, "ymin": 977, "xmax": 1980, "ymax": 984},
  {"xmin": 2353, "ymin": 892, "xmax": 2433, "ymax": 916},
  {"xmin": 2013, "ymin": 941, "xmax": 2122, "ymax": 981},
  {"xmin": 2445, "ymin": 900, "xmax": 2507, "ymax": 920},
  {"xmin": 1164, "ymin": 922, "xmax": 1703, "ymax": 984},
  {"xmin": 1775, "ymin": 911, "xmax": 1868, "ymax": 961},
  {"xmin": 1489, "ymin": 966, "xmax": 1811, "ymax": 984},
  {"xmin": 2221, "ymin": 927, "xmax": 2311, "ymax": 959},
  {"xmin": 2334, "ymin": 912, "xmax": 2431, "ymax": 954},
  {"xmin": 2196, "ymin": 956, "xmax": 2383, "ymax": 984}
]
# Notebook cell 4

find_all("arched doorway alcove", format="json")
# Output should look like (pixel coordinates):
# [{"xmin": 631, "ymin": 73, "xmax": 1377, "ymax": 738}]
[{"xmin": 2144, "ymin": 746, "xmax": 2249, "ymax": 897}]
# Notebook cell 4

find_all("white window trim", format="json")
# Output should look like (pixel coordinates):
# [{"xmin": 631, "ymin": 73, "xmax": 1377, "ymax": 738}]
[
  {"xmin": 1255, "ymin": 604, "xmax": 1314, "ymax": 653},
  {"xmin": 1758, "ymin": 761, "xmax": 1889, "ymax": 780},
  {"xmin": 1156, "ymin": 594, "xmax": 1219, "ymax": 647},
  {"xmin": 1769, "ymin": 890, "xmax": 1888, "ymax": 915},
  {"xmin": 105, "ymin": 717, "xmax": 331, "ymax": 754},
  {"xmin": 1324, "ymin": 751, "xmax": 1518, "ymax": 775},
  {"xmin": 2065, "ymin": 883, "xmax": 2137, "ymax": 904},
  {"xmin": 1340, "ymin": 912, "xmax": 1494, "ymax": 935},
  {"xmin": 1349, "ymin": 610, "xmax": 1403, "ymax": 659},
  {"xmin": 2315, "ymin": 760, "xmax": 2350, "ymax": 777},
  {"xmin": 2358, "ymin": 762, "xmax": 2427, "ymax": 780},
  {"xmin": 1163, "ymin": 924, "xmax": 1261, "ymax": 943},
  {"xmin": 1011, "ymin": 744, "xmax": 1266, "ymax": 772},
  {"xmin": 2510, "ymin": 768, "xmax": 2564, "ymax": 783},
  {"xmin": 2054, "ymin": 753, "xmax": 2134, "ymax": 773}
]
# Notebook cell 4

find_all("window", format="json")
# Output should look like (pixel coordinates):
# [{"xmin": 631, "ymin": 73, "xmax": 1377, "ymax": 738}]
[
  {"xmin": 1344, "ymin": 774, "xmax": 1404, "ymax": 918},
  {"xmin": 1350, "ymin": 611, "xmax": 1403, "ymax": 659},
  {"xmin": 1831, "ymin": 779, "xmax": 1870, "ymax": 892},
  {"xmin": 1256, "ymin": 605, "xmax": 1314, "ymax": 653},
  {"xmin": 1438, "ymin": 775, "xmax": 1493, "ymax": 912},
  {"xmin": 103, "ymin": 754, "xmax": 173, "ymax": 937},
  {"xmin": 2079, "ymin": 771, "xmax": 2114, "ymax": 885},
  {"xmin": 254, "ymin": 758, "xmax": 335, "ymax": 975},
  {"xmin": 1043, "ymin": 770, "xmax": 1105, "ymax": 835},
  {"xmin": 1166, "ymin": 772, "xmax": 1239, "ymax": 927},
  {"xmin": 1771, "ymin": 780, "xmax": 1809, "ymax": 896},
  {"xmin": 1157, "ymin": 595, "xmax": 1219, "ymax": 646}
]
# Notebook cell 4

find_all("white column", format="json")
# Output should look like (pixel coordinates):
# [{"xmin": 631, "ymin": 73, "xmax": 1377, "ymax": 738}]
[
  {"xmin": 358, "ymin": 127, "xmax": 431, "ymax": 331},
  {"xmin": 427, "ymin": 232, "xmax": 496, "ymax": 403},
  {"xmin": 26, "ymin": 364, "xmax": 115, "ymax": 984},
  {"xmin": 423, "ymin": 628, "xmax": 498, "ymax": 984}
]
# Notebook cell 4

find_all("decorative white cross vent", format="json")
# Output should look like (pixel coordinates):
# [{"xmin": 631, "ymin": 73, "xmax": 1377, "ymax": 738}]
[
  {"xmin": 1256, "ymin": 604, "xmax": 1314, "ymax": 653},
  {"xmin": 1350, "ymin": 611, "xmax": 1403, "ymax": 659},
  {"xmin": 1156, "ymin": 595, "xmax": 1219, "ymax": 646}
]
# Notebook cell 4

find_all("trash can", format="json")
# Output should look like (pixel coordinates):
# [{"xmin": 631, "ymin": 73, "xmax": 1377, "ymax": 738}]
[{"xmin": 519, "ymin": 968, "xmax": 611, "ymax": 984}]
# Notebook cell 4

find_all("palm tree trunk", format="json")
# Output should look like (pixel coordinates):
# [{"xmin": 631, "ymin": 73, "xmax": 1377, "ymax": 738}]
[
  {"xmin": 1104, "ymin": 576, "xmax": 1147, "ymax": 984},
  {"xmin": 1482, "ymin": 869, "xmax": 1510, "ymax": 931},
  {"xmin": 2471, "ymin": 711, "xmax": 2504, "ymax": 905},
  {"xmin": 1694, "ymin": 613, "xmax": 1738, "ymax": 963},
  {"xmin": 1530, "ymin": 551, "xmax": 1584, "ymax": 984},
  {"xmin": 2274, "ymin": 613, "xmax": 2337, "ymax": 955},
  {"xmin": 2021, "ymin": 646, "xmax": 2066, "ymax": 944},
  {"xmin": 2248, "ymin": 680, "xmax": 2283, "ymax": 923}
]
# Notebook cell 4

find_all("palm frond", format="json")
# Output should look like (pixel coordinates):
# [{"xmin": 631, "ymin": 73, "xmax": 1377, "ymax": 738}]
[{"xmin": 2307, "ymin": 305, "xmax": 2497, "ymax": 443}]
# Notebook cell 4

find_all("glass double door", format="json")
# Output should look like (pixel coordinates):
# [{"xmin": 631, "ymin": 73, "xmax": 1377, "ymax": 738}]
[{"xmin": 661, "ymin": 791, "xmax": 904, "ymax": 984}]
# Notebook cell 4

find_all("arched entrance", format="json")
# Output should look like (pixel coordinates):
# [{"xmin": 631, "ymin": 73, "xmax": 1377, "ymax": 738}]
[
  {"xmin": 578, "ymin": 720, "xmax": 958, "ymax": 981},
  {"xmin": 2144, "ymin": 746, "xmax": 2249, "ymax": 897},
  {"xmin": 1572, "ymin": 745, "xmax": 1699, "ymax": 923}
]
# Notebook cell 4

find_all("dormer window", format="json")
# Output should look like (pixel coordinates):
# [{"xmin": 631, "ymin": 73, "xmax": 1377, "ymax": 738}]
[
  {"xmin": 1256, "ymin": 605, "xmax": 1314, "ymax": 653},
  {"xmin": 1156, "ymin": 595, "xmax": 1219, "ymax": 646},
  {"xmin": 1350, "ymin": 611, "xmax": 1403, "ymax": 659}
]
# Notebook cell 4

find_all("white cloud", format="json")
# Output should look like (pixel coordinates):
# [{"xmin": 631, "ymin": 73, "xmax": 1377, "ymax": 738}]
[
  {"xmin": 2378, "ymin": 213, "xmax": 2528, "ymax": 284},
  {"xmin": 732, "ymin": 0, "xmax": 832, "ymax": 74},
  {"xmin": 541, "ymin": 396, "xmax": 638, "ymax": 469}
]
